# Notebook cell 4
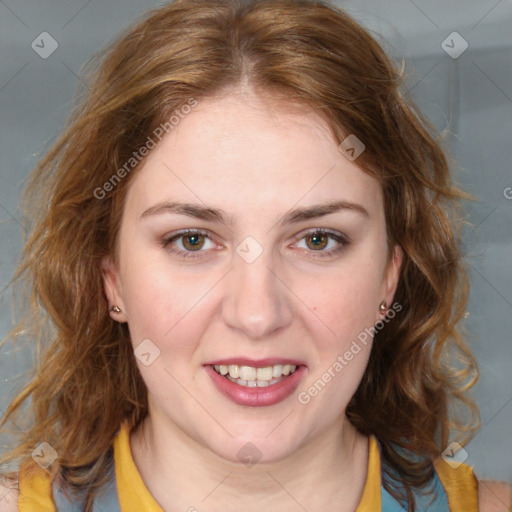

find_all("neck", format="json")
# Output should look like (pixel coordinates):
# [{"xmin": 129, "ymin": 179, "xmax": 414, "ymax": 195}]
[{"xmin": 130, "ymin": 413, "xmax": 369, "ymax": 512}]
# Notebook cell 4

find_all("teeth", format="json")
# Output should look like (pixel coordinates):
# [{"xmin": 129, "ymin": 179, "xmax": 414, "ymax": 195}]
[
  {"xmin": 256, "ymin": 367, "xmax": 273, "ymax": 380},
  {"xmin": 213, "ymin": 363, "xmax": 298, "ymax": 381},
  {"xmin": 238, "ymin": 366, "xmax": 256, "ymax": 381},
  {"xmin": 227, "ymin": 365, "xmax": 239, "ymax": 378},
  {"xmin": 225, "ymin": 375, "xmax": 285, "ymax": 387},
  {"xmin": 272, "ymin": 364, "xmax": 283, "ymax": 378}
]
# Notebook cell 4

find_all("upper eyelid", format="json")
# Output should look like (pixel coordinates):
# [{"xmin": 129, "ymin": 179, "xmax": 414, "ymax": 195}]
[{"xmin": 291, "ymin": 227, "xmax": 347, "ymax": 240}]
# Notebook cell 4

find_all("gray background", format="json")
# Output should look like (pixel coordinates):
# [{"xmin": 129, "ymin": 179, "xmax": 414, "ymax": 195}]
[{"xmin": 1, "ymin": 0, "xmax": 511, "ymax": 486}]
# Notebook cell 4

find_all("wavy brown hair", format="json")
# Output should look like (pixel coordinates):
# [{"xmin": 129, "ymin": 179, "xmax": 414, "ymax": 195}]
[{"xmin": 0, "ymin": 0, "xmax": 479, "ymax": 510}]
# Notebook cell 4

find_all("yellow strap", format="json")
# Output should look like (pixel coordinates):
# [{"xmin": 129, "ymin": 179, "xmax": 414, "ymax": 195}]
[
  {"xmin": 114, "ymin": 421, "xmax": 164, "ymax": 512},
  {"xmin": 17, "ymin": 461, "xmax": 56, "ymax": 512},
  {"xmin": 356, "ymin": 435, "xmax": 382, "ymax": 511},
  {"xmin": 434, "ymin": 457, "xmax": 479, "ymax": 512}
]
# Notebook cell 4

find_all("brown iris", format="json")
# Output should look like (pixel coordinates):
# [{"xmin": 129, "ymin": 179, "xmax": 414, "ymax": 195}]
[
  {"xmin": 305, "ymin": 232, "xmax": 328, "ymax": 250},
  {"xmin": 182, "ymin": 233, "xmax": 205, "ymax": 251}
]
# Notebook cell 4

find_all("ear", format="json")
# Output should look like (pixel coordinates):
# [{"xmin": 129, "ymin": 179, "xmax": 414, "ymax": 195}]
[
  {"xmin": 101, "ymin": 255, "xmax": 128, "ymax": 323},
  {"xmin": 380, "ymin": 244, "xmax": 403, "ymax": 315}
]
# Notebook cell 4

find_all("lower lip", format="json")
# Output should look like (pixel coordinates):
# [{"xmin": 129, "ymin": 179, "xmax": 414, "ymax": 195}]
[{"xmin": 204, "ymin": 365, "xmax": 307, "ymax": 407}]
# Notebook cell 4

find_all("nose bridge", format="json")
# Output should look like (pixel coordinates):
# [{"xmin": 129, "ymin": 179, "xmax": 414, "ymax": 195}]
[{"xmin": 221, "ymin": 238, "xmax": 293, "ymax": 339}]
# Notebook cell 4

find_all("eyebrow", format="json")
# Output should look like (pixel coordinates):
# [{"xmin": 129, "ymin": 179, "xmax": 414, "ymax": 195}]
[{"xmin": 140, "ymin": 200, "xmax": 369, "ymax": 225}]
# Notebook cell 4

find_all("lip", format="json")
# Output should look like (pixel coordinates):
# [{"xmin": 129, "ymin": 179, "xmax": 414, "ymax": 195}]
[
  {"xmin": 205, "ymin": 357, "xmax": 306, "ymax": 368},
  {"xmin": 204, "ymin": 364, "xmax": 307, "ymax": 407}
]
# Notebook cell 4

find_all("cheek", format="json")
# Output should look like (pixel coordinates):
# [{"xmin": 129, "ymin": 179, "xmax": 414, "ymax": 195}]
[
  {"xmin": 119, "ymin": 247, "xmax": 220, "ymax": 354},
  {"xmin": 296, "ymin": 257, "xmax": 384, "ymax": 346},
  {"xmin": 296, "ymin": 270, "xmax": 379, "ymax": 412},
  {"xmin": 121, "ymin": 271, "xmax": 194, "ymax": 341}
]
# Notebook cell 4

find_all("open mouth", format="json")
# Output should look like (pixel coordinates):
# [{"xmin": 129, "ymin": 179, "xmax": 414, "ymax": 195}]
[{"xmin": 211, "ymin": 363, "xmax": 299, "ymax": 388}]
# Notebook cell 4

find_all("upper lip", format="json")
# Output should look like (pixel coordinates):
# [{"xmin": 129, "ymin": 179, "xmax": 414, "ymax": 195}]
[{"xmin": 205, "ymin": 357, "xmax": 306, "ymax": 368}]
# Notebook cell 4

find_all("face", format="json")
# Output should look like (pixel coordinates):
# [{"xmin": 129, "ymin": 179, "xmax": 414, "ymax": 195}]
[{"xmin": 102, "ymin": 90, "xmax": 402, "ymax": 463}]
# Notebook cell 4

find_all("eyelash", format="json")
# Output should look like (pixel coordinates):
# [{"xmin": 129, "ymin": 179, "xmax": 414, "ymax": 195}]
[{"xmin": 160, "ymin": 228, "xmax": 350, "ymax": 260}]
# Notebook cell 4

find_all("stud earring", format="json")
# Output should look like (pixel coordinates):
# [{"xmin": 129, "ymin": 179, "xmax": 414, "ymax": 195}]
[
  {"xmin": 110, "ymin": 305, "xmax": 122, "ymax": 313},
  {"xmin": 379, "ymin": 301, "xmax": 387, "ymax": 312}
]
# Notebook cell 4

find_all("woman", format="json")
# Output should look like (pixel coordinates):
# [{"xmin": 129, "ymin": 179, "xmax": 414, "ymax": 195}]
[{"xmin": 0, "ymin": 0, "xmax": 510, "ymax": 510}]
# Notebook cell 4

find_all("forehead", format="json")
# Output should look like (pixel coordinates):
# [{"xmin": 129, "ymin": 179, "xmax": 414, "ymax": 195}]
[{"xmin": 123, "ymin": 92, "xmax": 383, "ymax": 221}]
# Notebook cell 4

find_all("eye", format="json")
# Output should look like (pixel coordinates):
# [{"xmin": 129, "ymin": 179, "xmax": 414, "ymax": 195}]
[
  {"xmin": 161, "ymin": 228, "xmax": 350, "ymax": 260},
  {"xmin": 293, "ymin": 229, "xmax": 349, "ymax": 258},
  {"xmin": 161, "ymin": 229, "xmax": 217, "ymax": 259}
]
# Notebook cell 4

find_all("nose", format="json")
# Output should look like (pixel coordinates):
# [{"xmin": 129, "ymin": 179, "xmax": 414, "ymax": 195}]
[{"xmin": 221, "ymin": 244, "xmax": 294, "ymax": 340}]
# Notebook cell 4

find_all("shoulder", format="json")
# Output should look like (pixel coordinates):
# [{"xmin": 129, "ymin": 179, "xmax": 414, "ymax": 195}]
[
  {"xmin": 0, "ymin": 478, "xmax": 19, "ymax": 512},
  {"xmin": 478, "ymin": 480, "xmax": 512, "ymax": 512}
]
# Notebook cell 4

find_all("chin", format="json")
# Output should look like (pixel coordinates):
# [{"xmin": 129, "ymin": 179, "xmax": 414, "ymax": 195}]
[{"xmin": 208, "ymin": 435, "xmax": 296, "ymax": 466}]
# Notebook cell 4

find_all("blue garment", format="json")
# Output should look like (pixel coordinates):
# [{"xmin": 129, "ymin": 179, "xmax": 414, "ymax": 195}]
[
  {"xmin": 381, "ymin": 470, "xmax": 450, "ymax": 511},
  {"xmin": 52, "ymin": 463, "xmax": 121, "ymax": 512}
]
